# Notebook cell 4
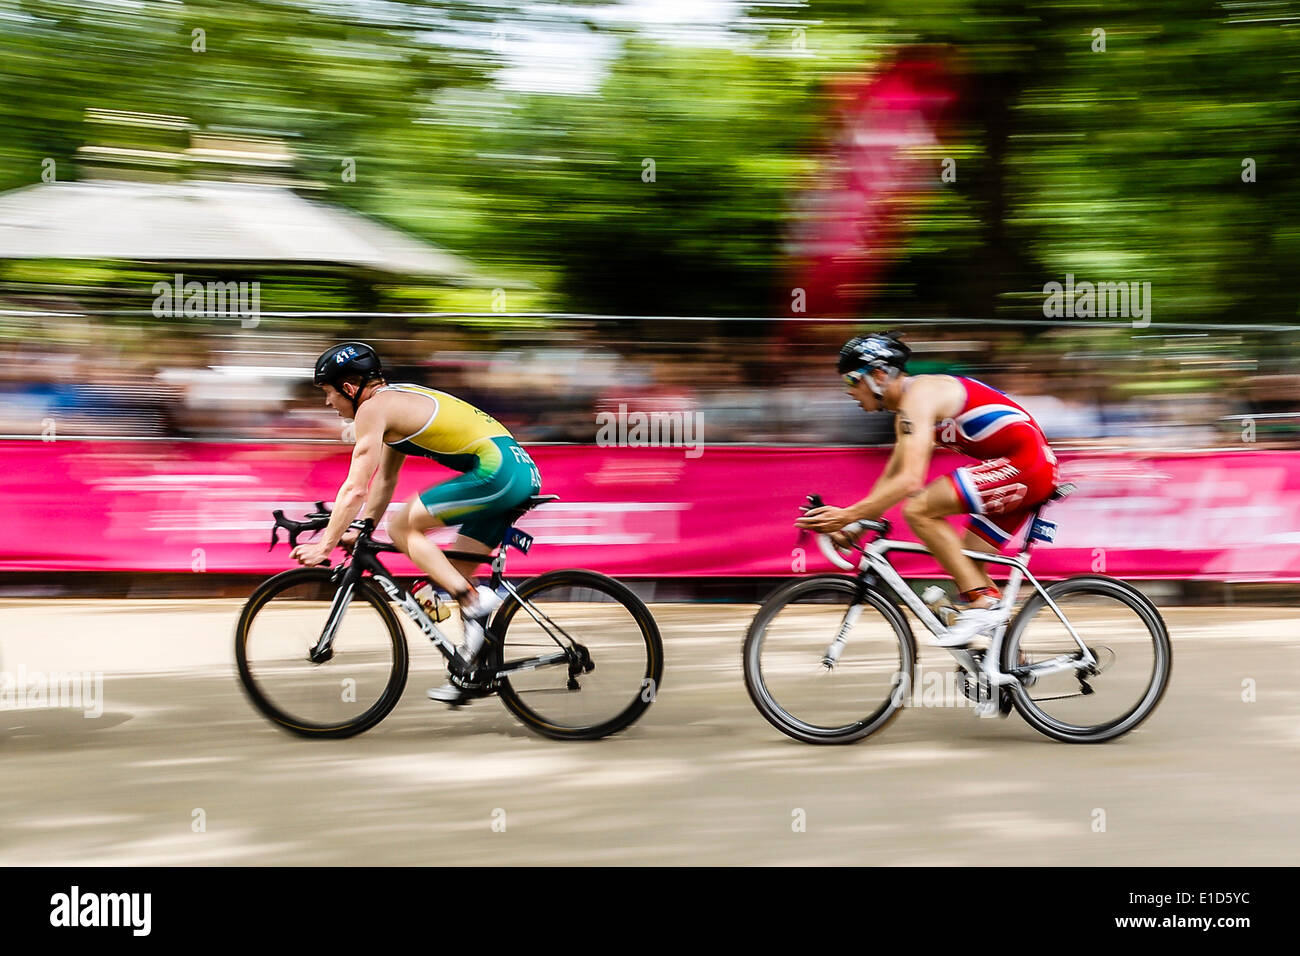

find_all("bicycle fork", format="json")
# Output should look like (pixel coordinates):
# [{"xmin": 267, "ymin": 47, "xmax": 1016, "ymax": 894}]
[
  {"xmin": 822, "ymin": 603, "xmax": 864, "ymax": 667},
  {"xmin": 308, "ymin": 566, "xmax": 355, "ymax": 663}
]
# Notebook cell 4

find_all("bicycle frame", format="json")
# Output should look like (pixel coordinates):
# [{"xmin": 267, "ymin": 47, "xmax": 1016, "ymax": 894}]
[
  {"xmin": 816, "ymin": 517, "xmax": 1098, "ymax": 684},
  {"xmin": 310, "ymin": 533, "xmax": 575, "ymax": 679}
]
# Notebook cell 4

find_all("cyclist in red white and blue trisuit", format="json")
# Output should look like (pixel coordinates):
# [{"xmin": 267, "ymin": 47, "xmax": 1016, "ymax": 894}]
[{"xmin": 797, "ymin": 331, "xmax": 1059, "ymax": 647}]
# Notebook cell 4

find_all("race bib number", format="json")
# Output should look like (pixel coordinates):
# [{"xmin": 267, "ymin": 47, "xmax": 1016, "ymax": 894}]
[
  {"xmin": 506, "ymin": 527, "xmax": 533, "ymax": 554},
  {"xmin": 1028, "ymin": 517, "xmax": 1057, "ymax": 543}
]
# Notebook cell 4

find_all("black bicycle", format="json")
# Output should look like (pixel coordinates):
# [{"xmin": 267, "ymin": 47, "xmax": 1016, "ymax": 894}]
[{"xmin": 235, "ymin": 495, "xmax": 663, "ymax": 739}]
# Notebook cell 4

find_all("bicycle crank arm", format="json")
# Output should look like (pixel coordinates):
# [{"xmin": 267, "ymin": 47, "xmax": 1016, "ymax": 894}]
[
  {"xmin": 949, "ymin": 648, "xmax": 1020, "ymax": 688},
  {"xmin": 979, "ymin": 668, "xmax": 1019, "ymax": 687}
]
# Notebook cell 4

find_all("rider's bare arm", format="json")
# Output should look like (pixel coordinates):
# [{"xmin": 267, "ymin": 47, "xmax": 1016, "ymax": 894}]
[
  {"xmin": 878, "ymin": 440, "xmax": 905, "ymax": 482},
  {"xmin": 842, "ymin": 383, "xmax": 943, "ymax": 523},
  {"xmin": 358, "ymin": 442, "xmax": 405, "ymax": 529},
  {"xmin": 317, "ymin": 400, "xmax": 385, "ymax": 550}
]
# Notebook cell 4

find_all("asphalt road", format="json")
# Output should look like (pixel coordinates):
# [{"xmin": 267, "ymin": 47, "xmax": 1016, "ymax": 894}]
[{"xmin": 1, "ymin": 600, "xmax": 1297, "ymax": 865}]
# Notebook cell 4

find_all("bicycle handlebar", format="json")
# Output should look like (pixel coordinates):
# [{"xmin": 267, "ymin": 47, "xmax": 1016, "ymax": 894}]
[
  {"xmin": 801, "ymin": 493, "xmax": 889, "ymax": 572},
  {"xmin": 268, "ymin": 501, "xmax": 373, "ymax": 553},
  {"xmin": 817, "ymin": 532, "xmax": 862, "ymax": 571}
]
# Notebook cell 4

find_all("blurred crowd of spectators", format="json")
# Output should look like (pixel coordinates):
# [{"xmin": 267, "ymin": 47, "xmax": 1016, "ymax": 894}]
[{"xmin": 1, "ymin": 319, "xmax": 1298, "ymax": 449}]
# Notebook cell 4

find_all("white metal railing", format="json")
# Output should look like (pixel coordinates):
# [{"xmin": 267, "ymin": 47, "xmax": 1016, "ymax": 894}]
[{"xmin": 3, "ymin": 309, "xmax": 1300, "ymax": 332}]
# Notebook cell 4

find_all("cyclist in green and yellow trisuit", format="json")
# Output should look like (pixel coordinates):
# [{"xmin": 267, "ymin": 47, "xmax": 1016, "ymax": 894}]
[{"xmin": 292, "ymin": 342, "xmax": 542, "ymax": 702}]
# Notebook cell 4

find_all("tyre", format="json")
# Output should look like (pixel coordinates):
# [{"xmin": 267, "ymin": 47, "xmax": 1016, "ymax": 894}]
[
  {"xmin": 492, "ymin": 569, "xmax": 663, "ymax": 740},
  {"xmin": 743, "ymin": 575, "xmax": 917, "ymax": 744},
  {"xmin": 1001, "ymin": 575, "xmax": 1171, "ymax": 743},
  {"xmin": 235, "ymin": 567, "xmax": 409, "ymax": 738}
]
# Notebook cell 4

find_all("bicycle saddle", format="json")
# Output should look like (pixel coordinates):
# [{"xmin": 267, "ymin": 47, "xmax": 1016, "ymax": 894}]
[
  {"xmin": 1047, "ymin": 482, "xmax": 1077, "ymax": 501},
  {"xmin": 502, "ymin": 494, "xmax": 559, "ymax": 523}
]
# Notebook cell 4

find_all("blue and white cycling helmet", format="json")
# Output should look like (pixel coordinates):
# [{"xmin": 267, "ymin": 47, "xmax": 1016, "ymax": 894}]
[
  {"xmin": 313, "ymin": 342, "xmax": 384, "ymax": 412},
  {"xmin": 837, "ymin": 331, "xmax": 911, "ymax": 397}
]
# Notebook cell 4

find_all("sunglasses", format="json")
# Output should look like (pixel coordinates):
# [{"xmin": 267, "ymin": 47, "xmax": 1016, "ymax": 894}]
[{"xmin": 843, "ymin": 370, "xmax": 866, "ymax": 388}]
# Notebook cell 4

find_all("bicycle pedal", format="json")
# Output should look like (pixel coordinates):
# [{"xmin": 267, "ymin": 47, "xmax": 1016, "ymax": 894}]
[
  {"xmin": 974, "ymin": 700, "xmax": 1000, "ymax": 719},
  {"xmin": 449, "ymin": 671, "xmax": 495, "ymax": 696},
  {"xmin": 448, "ymin": 653, "xmax": 486, "ymax": 681}
]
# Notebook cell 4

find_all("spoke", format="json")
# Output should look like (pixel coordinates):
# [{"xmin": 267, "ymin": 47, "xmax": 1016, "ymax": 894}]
[{"xmin": 516, "ymin": 687, "xmax": 586, "ymax": 697}]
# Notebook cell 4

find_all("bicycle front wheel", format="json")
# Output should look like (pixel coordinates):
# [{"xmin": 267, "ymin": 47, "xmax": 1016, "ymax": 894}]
[
  {"xmin": 743, "ymin": 576, "xmax": 917, "ymax": 744},
  {"xmin": 1001, "ymin": 575, "xmax": 1171, "ymax": 743},
  {"xmin": 493, "ymin": 569, "xmax": 663, "ymax": 740},
  {"xmin": 235, "ymin": 567, "xmax": 408, "ymax": 738}
]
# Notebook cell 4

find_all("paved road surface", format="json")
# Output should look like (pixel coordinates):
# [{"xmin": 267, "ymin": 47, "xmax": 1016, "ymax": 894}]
[{"xmin": 1, "ymin": 601, "xmax": 1297, "ymax": 865}]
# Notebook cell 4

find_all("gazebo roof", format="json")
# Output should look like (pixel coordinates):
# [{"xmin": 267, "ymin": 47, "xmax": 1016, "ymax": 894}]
[{"xmin": 0, "ymin": 179, "xmax": 481, "ymax": 281}]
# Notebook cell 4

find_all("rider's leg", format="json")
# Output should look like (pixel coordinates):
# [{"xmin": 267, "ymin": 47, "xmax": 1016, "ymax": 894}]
[
  {"xmin": 902, "ymin": 477, "xmax": 1012, "ymax": 649},
  {"xmin": 900, "ymin": 477, "xmax": 998, "ymax": 604},
  {"xmin": 958, "ymin": 528, "xmax": 1002, "ymax": 607},
  {"xmin": 401, "ymin": 448, "xmax": 535, "ymax": 613},
  {"xmin": 391, "ymin": 498, "xmax": 500, "ymax": 698},
  {"xmin": 417, "ymin": 446, "xmax": 538, "ymax": 699},
  {"xmin": 387, "ymin": 495, "xmax": 476, "ymax": 604},
  {"xmin": 448, "ymin": 532, "xmax": 493, "ymax": 581}
]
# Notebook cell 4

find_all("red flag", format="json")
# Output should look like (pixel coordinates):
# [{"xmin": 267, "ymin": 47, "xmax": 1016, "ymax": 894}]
[{"xmin": 784, "ymin": 47, "xmax": 959, "ymax": 333}]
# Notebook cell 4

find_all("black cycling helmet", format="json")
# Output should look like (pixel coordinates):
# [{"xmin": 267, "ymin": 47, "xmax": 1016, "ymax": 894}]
[
  {"xmin": 837, "ymin": 330, "xmax": 911, "ymax": 377},
  {"xmin": 313, "ymin": 342, "xmax": 384, "ymax": 412}
]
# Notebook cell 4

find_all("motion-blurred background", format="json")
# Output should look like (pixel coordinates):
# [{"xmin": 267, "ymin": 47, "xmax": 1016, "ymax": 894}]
[
  {"xmin": 5, "ymin": 3, "xmax": 1300, "ymax": 871},
  {"xmin": 2, "ymin": 0, "xmax": 1299, "ymax": 447},
  {"xmin": 1, "ymin": 0, "xmax": 1299, "ymax": 587}
]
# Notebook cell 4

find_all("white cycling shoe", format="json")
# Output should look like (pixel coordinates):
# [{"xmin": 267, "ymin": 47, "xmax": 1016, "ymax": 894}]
[
  {"xmin": 427, "ymin": 585, "xmax": 504, "ymax": 705},
  {"xmin": 455, "ymin": 585, "xmax": 503, "ymax": 663},
  {"xmin": 936, "ymin": 603, "xmax": 1010, "ymax": 648},
  {"xmin": 427, "ymin": 682, "xmax": 468, "ymax": 704}
]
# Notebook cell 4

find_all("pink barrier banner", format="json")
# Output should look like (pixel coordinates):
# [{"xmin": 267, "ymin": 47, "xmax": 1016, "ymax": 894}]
[{"xmin": 3, "ymin": 440, "xmax": 1300, "ymax": 581}]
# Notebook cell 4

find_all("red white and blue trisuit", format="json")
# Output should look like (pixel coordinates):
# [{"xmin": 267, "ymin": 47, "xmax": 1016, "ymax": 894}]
[{"xmin": 937, "ymin": 377, "xmax": 1059, "ymax": 548}]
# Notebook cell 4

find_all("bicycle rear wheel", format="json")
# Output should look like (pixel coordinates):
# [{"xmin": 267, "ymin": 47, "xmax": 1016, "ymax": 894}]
[
  {"xmin": 235, "ymin": 567, "xmax": 408, "ymax": 738},
  {"xmin": 743, "ymin": 575, "xmax": 916, "ymax": 744},
  {"xmin": 1001, "ymin": 575, "xmax": 1171, "ymax": 743},
  {"xmin": 493, "ymin": 569, "xmax": 663, "ymax": 740}
]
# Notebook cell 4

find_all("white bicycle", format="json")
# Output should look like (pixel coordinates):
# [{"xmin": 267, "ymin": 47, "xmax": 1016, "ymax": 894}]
[{"xmin": 743, "ymin": 484, "xmax": 1172, "ymax": 744}]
